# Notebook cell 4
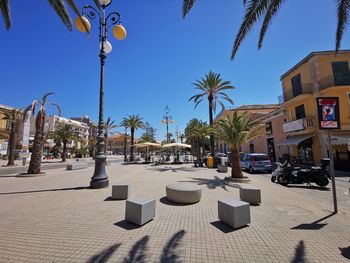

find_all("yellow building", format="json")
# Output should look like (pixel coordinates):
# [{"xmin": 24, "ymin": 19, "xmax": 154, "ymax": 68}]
[{"xmin": 280, "ymin": 50, "xmax": 350, "ymax": 169}]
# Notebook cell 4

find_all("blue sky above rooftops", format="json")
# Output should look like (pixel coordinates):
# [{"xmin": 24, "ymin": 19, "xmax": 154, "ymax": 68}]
[{"xmin": 1, "ymin": 0, "xmax": 350, "ymax": 140}]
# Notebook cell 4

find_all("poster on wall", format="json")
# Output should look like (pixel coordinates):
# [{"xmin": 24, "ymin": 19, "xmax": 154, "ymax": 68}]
[{"xmin": 316, "ymin": 97, "xmax": 340, "ymax": 129}]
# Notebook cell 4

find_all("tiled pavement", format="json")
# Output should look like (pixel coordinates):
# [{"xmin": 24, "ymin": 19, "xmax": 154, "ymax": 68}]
[{"xmin": 0, "ymin": 162, "xmax": 349, "ymax": 262}]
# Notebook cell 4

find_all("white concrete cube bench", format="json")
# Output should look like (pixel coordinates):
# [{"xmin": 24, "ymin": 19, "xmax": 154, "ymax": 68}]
[
  {"xmin": 112, "ymin": 183, "xmax": 130, "ymax": 200},
  {"xmin": 218, "ymin": 198, "xmax": 250, "ymax": 229},
  {"xmin": 166, "ymin": 182, "xmax": 202, "ymax": 204},
  {"xmin": 125, "ymin": 197, "xmax": 156, "ymax": 226},
  {"xmin": 66, "ymin": 162, "xmax": 89, "ymax": 170},
  {"xmin": 239, "ymin": 185, "xmax": 261, "ymax": 205},
  {"xmin": 217, "ymin": 164, "xmax": 228, "ymax": 173}
]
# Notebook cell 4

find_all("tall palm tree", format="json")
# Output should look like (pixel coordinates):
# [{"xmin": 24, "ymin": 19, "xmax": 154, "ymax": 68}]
[
  {"xmin": 118, "ymin": 130, "xmax": 130, "ymax": 162},
  {"xmin": 49, "ymin": 124, "xmax": 78, "ymax": 162},
  {"xmin": 185, "ymin": 118, "xmax": 209, "ymax": 162},
  {"xmin": 120, "ymin": 114, "xmax": 144, "ymax": 162},
  {"xmin": 189, "ymin": 71, "xmax": 234, "ymax": 156},
  {"xmin": 182, "ymin": 0, "xmax": 350, "ymax": 59},
  {"xmin": 1, "ymin": 108, "xmax": 26, "ymax": 166},
  {"xmin": 0, "ymin": 0, "xmax": 100, "ymax": 31},
  {"xmin": 104, "ymin": 117, "xmax": 117, "ymax": 154},
  {"xmin": 212, "ymin": 111, "xmax": 263, "ymax": 178},
  {"xmin": 25, "ymin": 93, "xmax": 60, "ymax": 174}
]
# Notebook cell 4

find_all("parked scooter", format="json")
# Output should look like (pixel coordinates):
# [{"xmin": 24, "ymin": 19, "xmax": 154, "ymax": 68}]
[{"xmin": 271, "ymin": 161, "xmax": 330, "ymax": 187}]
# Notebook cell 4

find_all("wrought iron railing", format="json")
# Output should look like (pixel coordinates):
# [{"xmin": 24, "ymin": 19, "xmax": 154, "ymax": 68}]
[{"xmin": 283, "ymin": 83, "xmax": 312, "ymax": 102}]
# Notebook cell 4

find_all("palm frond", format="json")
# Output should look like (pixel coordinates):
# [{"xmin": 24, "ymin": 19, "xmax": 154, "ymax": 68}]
[
  {"xmin": 48, "ymin": 102, "xmax": 61, "ymax": 116},
  {"xmin": 336, "ymin": 0, "xmax": 350, "ymax": 52},
  {"xmin": 258, "ymin": 0, "xmax": 283, "ymax": 49},
  {"xmin": 0, "ymin": 0, "xmax": 10, "ymax": 30},
  {"xmin": 231, "ymin": 0, "xmax": 270, "ymax": 60},
  {"xmin": 48, "ymin": 0, "xmax": 73, "ymax": 31},
  {"xmin": 182, "ymin": 0, "xmax": 196, "ymax": 18}
]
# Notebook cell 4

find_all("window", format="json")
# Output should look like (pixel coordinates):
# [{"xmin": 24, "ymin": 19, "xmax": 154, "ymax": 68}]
[
  {"xmin": 5, "ymin": 120, "xmax": 11, "ymax": 131},
  {"xmin": 347, "ymin": 92, "xmax": 350, "ymax": 113},
  {"xmin": 249, "ymin": 143, "xmax": 254, "ymax": 153},
  {"xmin": 291, "ymin": 74, "xmax": 302, "ymax": 97},
  {"xmin": 266, "ymin": 122, "xmax": 272, "ymax": 135},
  {"xmin": 295, "ymin": 104, "xmax": 305, "ymax": 120},
  {"xmin": 332, "ymin": 61, "xmax": 350, "ymax": 85}
]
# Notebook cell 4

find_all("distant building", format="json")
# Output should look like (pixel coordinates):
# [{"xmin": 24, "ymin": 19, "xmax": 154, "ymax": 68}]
[
  {"xmin": 108, "ymin": 133, "xmax": 131, "ymax": 155},
  {"xmin": 279, "ymin": 50, "xmax": 350, "ymax": 169}
]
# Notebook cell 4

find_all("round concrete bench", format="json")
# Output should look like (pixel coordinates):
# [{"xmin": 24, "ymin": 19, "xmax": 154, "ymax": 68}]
[{"xmin": 166, "ymin": 182, "xmax": 202, "ymax": 204}]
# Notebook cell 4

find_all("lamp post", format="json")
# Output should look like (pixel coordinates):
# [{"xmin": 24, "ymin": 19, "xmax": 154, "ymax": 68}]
[
  {"xmin": 162, "ymin": 105, "xmax": 174, "ymax": 143},
  {"xmin": 76, "ymin": 0, "xmax": 126, "ymax": 189}
]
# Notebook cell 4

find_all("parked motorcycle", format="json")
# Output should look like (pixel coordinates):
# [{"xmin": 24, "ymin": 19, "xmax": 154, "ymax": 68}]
[{"xmin": 271, "ymin": 161, "xmax": 330, "ymax": 187}]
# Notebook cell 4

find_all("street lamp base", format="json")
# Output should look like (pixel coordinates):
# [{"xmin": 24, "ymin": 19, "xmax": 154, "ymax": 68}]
[{"xmin": 90, "ymin": 155, "xmax": 109, "ymax": 189}]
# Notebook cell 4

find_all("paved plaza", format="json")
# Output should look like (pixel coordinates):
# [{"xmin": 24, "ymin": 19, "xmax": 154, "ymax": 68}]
[{"xmin": 0, "ymin": 160, "xmax": 349, "ymax": 262}]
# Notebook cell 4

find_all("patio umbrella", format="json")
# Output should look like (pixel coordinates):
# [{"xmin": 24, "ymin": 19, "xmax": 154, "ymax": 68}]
[
  {"xmin": 132, "ymin": 142, "xmax": 162, "ymax": 162},
  {"xmin": 162, "ymin": 142, "xmax": 191, "ymax": 148}
]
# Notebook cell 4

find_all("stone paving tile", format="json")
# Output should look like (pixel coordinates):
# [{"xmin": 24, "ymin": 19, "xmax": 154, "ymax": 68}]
[{"xmin": 0, "ymin": 162, "xmax": 349, "ymax": 262}]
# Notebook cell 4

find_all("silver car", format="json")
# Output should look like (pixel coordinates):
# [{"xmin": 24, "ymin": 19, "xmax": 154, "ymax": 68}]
[{"xmin": 240, "ymin": 153, "xmax": 272, "ymax": 173}]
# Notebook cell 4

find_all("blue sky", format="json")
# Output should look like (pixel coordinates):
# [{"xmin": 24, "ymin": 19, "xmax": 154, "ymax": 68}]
[{"xmin": 1, "ymin": 0, "xmax": 350, "ymax": 140}]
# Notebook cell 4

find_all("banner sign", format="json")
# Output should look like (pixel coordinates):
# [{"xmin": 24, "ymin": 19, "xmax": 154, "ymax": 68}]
[{"xmin": 316, "ymin": 97, "xmax": 340, "ymax": 129}]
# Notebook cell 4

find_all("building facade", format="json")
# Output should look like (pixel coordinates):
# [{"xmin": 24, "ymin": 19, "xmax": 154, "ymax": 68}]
[{"xmin": 280, "ymin": 50, "xmax": 350, "ymax": 169}]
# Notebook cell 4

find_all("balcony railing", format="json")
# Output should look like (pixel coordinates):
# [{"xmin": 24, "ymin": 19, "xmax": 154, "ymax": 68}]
[
  {"xmin": 282, "ymin": 117, "xmax": 315, "ymax": 133},
  {"xmin": 283, "ymin": 83, "xmax": 312, "ymax": 102},
  {"xmin": 319, "ymin": 74, "xmax": 350, "ymax": 91}
]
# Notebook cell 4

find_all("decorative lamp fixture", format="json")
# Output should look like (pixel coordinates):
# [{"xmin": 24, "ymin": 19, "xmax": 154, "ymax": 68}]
[
  {"xmin": 113, "ymin": 24, "xmax": 127, "ymax": 40},
  {"xmin": 100, "ymin": 40, "xmax": 112, "ymax": 54},
  {"xmin": 170, "ymin": 120, "xmax": 174, "ymax": 124},
  {"xmin": 100, "ymin": 0, "xmax": 112, "ymax": 6},
  {"xmin": 75, "ymin": 16, "xmax": 91, "ymax": 32}
]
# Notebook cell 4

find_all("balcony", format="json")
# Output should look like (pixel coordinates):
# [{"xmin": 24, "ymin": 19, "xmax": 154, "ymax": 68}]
[
  {"xmin": 282, "ymin": 117, "xmax": 316, "ymax": 133},
  {"xmin": 283, "ymin": 83, "xmax": 312, "ymax": 103},
  {"xmin": 319, "ymin": 74, "xmax": 350, "ymax": 91}
]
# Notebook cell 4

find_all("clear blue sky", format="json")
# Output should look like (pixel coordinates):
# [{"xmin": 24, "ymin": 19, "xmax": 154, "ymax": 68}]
[{"xmin": 1, "ymin": 0, "xmax": 350, "ymax": 140}]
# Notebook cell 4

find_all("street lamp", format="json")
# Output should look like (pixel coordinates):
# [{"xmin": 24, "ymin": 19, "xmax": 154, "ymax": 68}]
[
  {"xmin": 162, "ymin": 105, "xmax": 174, "ymax": 143},
  {"xmin": 76, "ymin": 0, "xmax": 126, "ymax": 189}
]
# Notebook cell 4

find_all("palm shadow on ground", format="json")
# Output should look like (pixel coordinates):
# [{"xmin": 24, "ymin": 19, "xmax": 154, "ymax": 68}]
[
  {"xmin": 87, "ymin": 243, "xmax": 121, "ymax": 263},
  {"xmin": 160, "ymin": 230, "xmax": 186, "ymax": 263},
  {"xmin": 0, "ymin": 186, "xmax": 90, "ymax": 195},
  {"xmin": 179, "ymin": 176, "xmax": 236, "ymax": 191},
  {"xmin": 291, "ymin": 212, "xmax": 336, "ymax": 230},
  {"xmin": 339, "ymin": 246, "xmax": 350, "ymax": 259},
  {"xmin": 286, "ymin": 185, "xmax": 330, "ymax": 191},
  {"xmin": 123, "ymin": 235, "xmax": 149, "ymax": 263},
  {"xmin": 290, "ymin": 240, "xmax": 306, "ymax": 263},
  {"xmin": 146, "ymin": 166, "xmax": 200, "ymax": 173}
]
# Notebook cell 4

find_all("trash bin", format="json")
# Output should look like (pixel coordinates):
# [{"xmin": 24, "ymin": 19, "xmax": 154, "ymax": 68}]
[
  {"xmin": 22, "ymin": 156, "xmax": 27, "ymax": 166},
  {"xmin": 207, "ymin": 156, "xmax": 214, "ymax": 168},
  {"xmin": 220, "ymin": 157, "xmax": 228, "ymax": 166}
]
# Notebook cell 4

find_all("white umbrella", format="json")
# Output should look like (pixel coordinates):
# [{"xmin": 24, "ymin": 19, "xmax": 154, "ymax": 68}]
[
  {"xmin": 133, "ymin": 142, "xmax": 162, "ymax": 148},
  {"xmin": 162, "ymin": 142, "xmax": 191, "ymax": 149}
]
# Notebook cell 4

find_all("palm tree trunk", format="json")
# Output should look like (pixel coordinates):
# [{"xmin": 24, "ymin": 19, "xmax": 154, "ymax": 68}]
[
  {"xmin": 28, "ymin": 112, "xmax": 45, "ymax": 174},
  {"xmin": 231, "ymin": 147, "xmax": 243, "ymax": 178},
  {"xmin": 130, "ymin": 128, "xmax": 134, "ymax": 162},
  {"xmin": 7, "ymin": 122, "xmax": 15, "ymax": 166},
  {"xmin": 62, "ymin": 141, "xmax": 67, "ymax": 162},
  {"xmin": 208, "ymin": 96, "xmax": 215, "ymax": 156}
]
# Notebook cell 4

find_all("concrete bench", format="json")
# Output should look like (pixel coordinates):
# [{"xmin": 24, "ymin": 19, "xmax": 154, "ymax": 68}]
[
  {"xmin": 239, "ymin": 185, "xmax": 261, "ymax": 205},
  {"xmin": 112, "ymin": 183, "xmax": 130, "ymax": 200},
  {"xmin": 166, "ymin": 182, "xmax": 202, "ymax": 204},
  {"xmin": 125, "ymin": 197, "xmax": 156, "ymax": 226},
  {"xmin": 217, "ymin": 164, "xmax": 228, "ymax": 173},
  {"xmin": 66, "ymin": 162, "xmax": 89, "ymax": 170},
  {"xmin": 218, "ymin": 198, "xmax": 250, "ymax": 229}
]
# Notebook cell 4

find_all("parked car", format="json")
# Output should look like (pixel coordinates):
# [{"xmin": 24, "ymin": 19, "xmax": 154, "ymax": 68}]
[
  {"xmin": 240, "ymin": 153, "xmax": 272, "ymax": 173},
  {"xmin": 227, "ymin": 152, "xmax": 245, "ymax": 167}
]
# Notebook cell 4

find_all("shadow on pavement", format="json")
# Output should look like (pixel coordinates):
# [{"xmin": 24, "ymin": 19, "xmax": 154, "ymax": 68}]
[
  {"xmin": 114, "ymin": 220, "xmax": 143, "ymax": 230},
  {"xmin": 146, "ymin": 166, "xmax": 198, "ymax": 173},
  {"xmin": 0, "ymin": 186, "xmax": 90, "ymax": 195},
  {"xmin": 291, "ymin": 212, "xmax": 336, "ymax": 230},
  {"xmin": 339, "ymin": 246, "xmax": 350, "ymax": 259},
  {"xmin": 87, "ymin": 243, "xmax": 121, "ymax": 263},
  {"xmin": 290, "ymin": 240, "xmax": 306, "ymax": 263},
  {"xmin": 123, "ymin": 235, "xmax": 149, "ymax": 263},
  {"xmin": 210, "ymin": 220, "xmax": 248, "ymax": 233},
  {"xmin": 159, "ymin": 197, "xmax": 193, "ymax": 207},
  {"xmin": 179, "ymin": 176, "xmax": 235, "ymax": 191},
  {"xmin": 286, "ymin": 185, "xmax": 330, "ymax": 191},
  {"xmin": 160, "ymin": 230, "xmax": 186, "ymax": 263}
]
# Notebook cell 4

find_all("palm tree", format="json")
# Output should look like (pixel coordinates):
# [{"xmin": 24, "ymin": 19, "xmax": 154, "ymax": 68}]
[
  {"xmin": 104, "ymin": 117, "xmax": 117, "ymax": 154},
  {"xmin": 182, "ymin": 0, "xmax": 350, "ymax": 59},
  {"xmin": 49, "ymin": 124, "xmax": 78, "ymax": 162},
  {"xmin": 120, "ymin": 114, "xmax": 144, "ymax": 162},
  {"xmin": 213, "ymin": 111, "xmax": 263, "ymax": 178},
  {"xmin": 189, "ymin": 71, "xmax": 234, "ymax": 156},
  {"xmin": 1, "ymin": 108, "xmax": 26, "ymax": 166},
  {"xmin": 0, "ymin": 0, "xmax": 101, "ymax": 31},
  {"xmin": 25, "ymin": 93, "xmax": 60, "ymax": 174},
  {"xmin": 185, "ymin": 118, "xmax": 210, "ymax": 162},
  {"xmin": 118, "ymin": 130, "xmax": 130, "ymax": 162}
]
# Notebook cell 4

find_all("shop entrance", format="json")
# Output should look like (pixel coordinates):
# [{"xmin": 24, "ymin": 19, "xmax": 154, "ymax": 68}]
[
  {"xmin": 298, "ymin": 138, "xmax": 314, "ymax": 165},
  {"xmin": 267, "ymin": 138, "xmax": 276, "ymax": 162}
]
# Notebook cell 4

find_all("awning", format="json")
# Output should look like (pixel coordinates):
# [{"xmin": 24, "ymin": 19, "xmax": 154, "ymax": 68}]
[
  {"xmin": 331, "ymin": 134, "xmax": 350, "ymax": 145},
  {"xmin": 162, "ymin": 143, "xmax": 191, "ymax": 149},
  {"xmin": 279, "ymin": 134, "xmax": 314, "ymax": 146}
]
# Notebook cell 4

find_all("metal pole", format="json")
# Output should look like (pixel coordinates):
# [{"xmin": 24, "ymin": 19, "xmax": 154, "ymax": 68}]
[
  {"xmin": 166, "ymin": 118, "xmax": 169, "ymax": 143},
  {"xmin": 328, "ymin": 129, "xmax": 338, "ymax": 213},
  {"xmin": 90, "ymin": 6, "xmax": 108, "ymax": 189}
]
